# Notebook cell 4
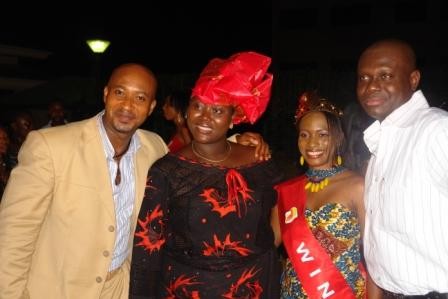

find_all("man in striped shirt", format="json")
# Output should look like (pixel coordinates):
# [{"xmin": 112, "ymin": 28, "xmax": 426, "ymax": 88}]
[{"xmin": 358, "ymin": 39, "xmax": 448, "ymax": 298}]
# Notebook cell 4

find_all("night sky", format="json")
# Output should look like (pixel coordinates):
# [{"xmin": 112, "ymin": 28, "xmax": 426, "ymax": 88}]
[{"xmin": 1, "ymin": 2, "xmax": 272, "ymax": 78}]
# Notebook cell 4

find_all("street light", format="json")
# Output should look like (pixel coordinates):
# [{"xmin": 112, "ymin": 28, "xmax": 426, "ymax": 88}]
[
  {"xmin": 86, "ymin": 39, "xmax": 110, "ymax": 54},
  {"xmin": 86, "ymin": 39, "xmax": 110, "ymax": 109}
]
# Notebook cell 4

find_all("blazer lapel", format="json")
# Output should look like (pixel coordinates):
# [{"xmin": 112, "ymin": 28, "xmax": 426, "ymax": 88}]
[
  {"xmin": 132, "ymin": 142, "xmax": 150, "ymax": 231},
  {"xmin": 80, "ymin": 117, "xmax": 115, "ymax": 219}
]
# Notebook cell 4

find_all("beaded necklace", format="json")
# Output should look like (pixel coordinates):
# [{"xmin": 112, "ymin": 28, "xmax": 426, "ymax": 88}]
[{"xmin": 305, "ymin": 165, "xmax": 345, "ymax": 192}]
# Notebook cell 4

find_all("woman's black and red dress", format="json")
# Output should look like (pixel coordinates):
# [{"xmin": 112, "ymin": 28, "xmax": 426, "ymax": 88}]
[{"xmin": 132, "ymin": 153, "xmax": 283, "ymax": 299}]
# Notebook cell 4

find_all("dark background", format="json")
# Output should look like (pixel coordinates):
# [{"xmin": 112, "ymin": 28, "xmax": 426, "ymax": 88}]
[
  {"xmin": 0, "ymin": 2, "xmax": 272, "ymax": 77},
  {"xmin": 1, "ymin": 1, "xmax": 448, "ymax": 176}
]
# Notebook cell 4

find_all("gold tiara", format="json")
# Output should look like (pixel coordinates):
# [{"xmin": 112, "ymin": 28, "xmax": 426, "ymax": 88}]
[{"xmin": 294, "ymin": 90, "xmax": 343, "ymax": 122}]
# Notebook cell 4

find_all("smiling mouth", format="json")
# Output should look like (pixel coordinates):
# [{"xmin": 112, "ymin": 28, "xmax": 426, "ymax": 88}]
[
  {"xmin": 363, "ymin": 96, "xmax": 384, "ymax": 107},
  {"xmin": 196, "ymin": 125, "xmax": 212, "ymax": 134},
  {"xmin": 116, "ymin": 114, "xmax": 136, "ymax": 123},
  {"xmin": 306, "ymin": 150, "xmax": 324, "ymax": 158}
]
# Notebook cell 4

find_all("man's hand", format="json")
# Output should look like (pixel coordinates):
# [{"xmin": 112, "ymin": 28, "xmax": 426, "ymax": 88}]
[{"xmin": 236, "ymin": 132, "xmax": 271, "ymax": 161}]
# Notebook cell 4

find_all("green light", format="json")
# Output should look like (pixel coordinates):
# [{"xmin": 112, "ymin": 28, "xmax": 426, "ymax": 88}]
[{"xmin": 86, "ymin": 39, "xmax": 111, "ymax": 53}]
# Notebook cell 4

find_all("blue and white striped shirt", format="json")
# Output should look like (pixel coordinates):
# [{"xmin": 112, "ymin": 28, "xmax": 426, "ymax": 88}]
[{"xmin": 97, "ymin": 112, "xmax": 140, "ymax": 271}]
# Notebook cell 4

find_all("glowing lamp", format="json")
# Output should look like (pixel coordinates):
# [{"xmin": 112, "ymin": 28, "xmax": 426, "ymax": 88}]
[{"xmin": 86, "ymin": 39, "xmax": 110, "ymax": 53}]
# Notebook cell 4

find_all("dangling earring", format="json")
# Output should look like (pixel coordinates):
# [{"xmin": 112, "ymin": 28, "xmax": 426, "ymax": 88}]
[
  {"xmin": 299, "ymin": 155, "xmax": 304, "ymax": 166},
  {"xmin": 336, "ymin": 149, "xmax": 343, "ymax": 166},
  {"xmin": 337, "ymin": 155, "xmax": 342, "ymax": 166},
  {"xmin": 229, "ymin": 122, "xmax": 234, "ymax": 129},
  {"xmin": 176, "ymin": 114, "xmax": 183, "ymax": 124},
  {"xmin": 334, "ymin": 146, "xmax": 343, "ymax": 166}
]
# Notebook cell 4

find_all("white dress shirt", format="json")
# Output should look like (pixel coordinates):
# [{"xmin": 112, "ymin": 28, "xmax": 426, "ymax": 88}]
[{"xmin": 363, "ymin": 90, "xmax": 448, "ymax": 295}]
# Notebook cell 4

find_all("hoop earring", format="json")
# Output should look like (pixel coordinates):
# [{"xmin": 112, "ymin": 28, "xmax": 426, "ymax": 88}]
[{"xmin": 299, "ymin": 155, "xmax": 304, "ymax": 166}]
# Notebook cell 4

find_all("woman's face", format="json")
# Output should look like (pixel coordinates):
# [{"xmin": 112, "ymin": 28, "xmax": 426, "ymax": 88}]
[
  {"xmin": 186, "ymin": 97, "xmax": 234, "ymax": 144},
  {"xmin": 298, "ymin": 111, "xmax": 335, "ymax": 170},
  {"xmin": 162, "ymin": 96, "xmax": 177, "ymax": 121}
]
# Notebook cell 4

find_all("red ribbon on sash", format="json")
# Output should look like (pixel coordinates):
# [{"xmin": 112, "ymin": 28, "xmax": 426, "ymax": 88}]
[{"xmin": 276, "ymin": 176, "xmax": 358, "ymax": 299}]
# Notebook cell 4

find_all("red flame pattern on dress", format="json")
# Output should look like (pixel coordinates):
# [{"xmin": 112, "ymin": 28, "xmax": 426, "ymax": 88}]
[
  {"xmin": 202, "ymin": 234, "xmax": 253, "ymax": 257},
  {"xmin": 222, "ymin": 267, "xmax": 263, "ymax": 299},
  {"xmin": 201, "ymin": 169, "xmax": 254, "ymax": 218},
  {"xmin": 135, "ymin": 204, "xmax": 165, "ymax": 253},
  {"xmin": 165, "ymin": 275, "xmax": 201, "ymax": 299}
]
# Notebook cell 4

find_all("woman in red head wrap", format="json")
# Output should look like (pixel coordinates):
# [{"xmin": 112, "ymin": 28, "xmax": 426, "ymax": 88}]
[{"xmin": 133, "ymin": 51, "xmax": 284, "ymax": 298}]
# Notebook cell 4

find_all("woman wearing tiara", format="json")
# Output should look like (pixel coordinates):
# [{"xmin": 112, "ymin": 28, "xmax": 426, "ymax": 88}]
[
  {"xmin": 272, "ymin": 91, "xmax": 380, "ymax": 298},
  {"xmin": 133, "ymin": 51, "xmax": 283, "ymax": 298}
]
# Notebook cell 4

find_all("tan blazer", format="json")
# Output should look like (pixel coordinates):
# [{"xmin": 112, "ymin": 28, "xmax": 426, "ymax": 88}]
[{"xmin": 0, "ymin": 116, "xmax": 168, "ymax": 299}]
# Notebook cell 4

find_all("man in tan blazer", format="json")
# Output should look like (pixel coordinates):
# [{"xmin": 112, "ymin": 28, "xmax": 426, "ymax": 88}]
[{"xmin": 0, "ymin": 63, "xmax": 168, "ymax": 299}]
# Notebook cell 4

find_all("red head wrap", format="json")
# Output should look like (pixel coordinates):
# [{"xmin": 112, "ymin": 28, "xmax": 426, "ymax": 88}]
[{"xmin": 191, "ymin": 51, "xmax": 273, "ymax": 124}]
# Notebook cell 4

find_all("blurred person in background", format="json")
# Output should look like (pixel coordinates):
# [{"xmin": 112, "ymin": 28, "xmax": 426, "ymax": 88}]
[
  {"xmin": 0, "ymin": 125, "xmax": 11, "ymax": 200},
  {"xmin": 7, "ymin": 111, "xmax": 34, "ymax": 167},
  {"xmin": 42, "ymin": 100, "xmax": 69, "ymax": 128},
  {"xmin": 162, "ymin": 89, "xmax": 191, "ymax": 152}
]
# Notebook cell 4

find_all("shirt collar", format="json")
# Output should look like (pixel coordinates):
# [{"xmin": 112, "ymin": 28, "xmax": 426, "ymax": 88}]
[
  {"xmin": 381, "ymin": 90, "xmax": 429, "ymax": 128},
  {"xmin": 363, "ymin": 90, "xmax": 428, "ymax": 154},
  {"xmin": 96, "ymin": 111, "xmax": 141, "ymax": 159}
]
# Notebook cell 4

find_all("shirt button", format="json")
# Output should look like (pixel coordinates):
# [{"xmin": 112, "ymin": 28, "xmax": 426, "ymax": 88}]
[
  {"xmin": 96, "ymin": 276, "xmax": 102, "ymax": 283},
  {"xmin": 103, "ymin": 250, "xmax": 110, "ymax": 257},
  {"xmin": 108, "ymin": 225, "xmax": 115, "ymax": 232}
]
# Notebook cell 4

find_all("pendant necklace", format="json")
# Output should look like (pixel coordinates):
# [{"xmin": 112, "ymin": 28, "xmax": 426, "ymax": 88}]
[
  {"xmin": 305, "ymin": 165, "xmax": 345, "ymax": 192},
  {"xmin": 191, "ymin": 141, "xmax": 232, "ymax": 163}
]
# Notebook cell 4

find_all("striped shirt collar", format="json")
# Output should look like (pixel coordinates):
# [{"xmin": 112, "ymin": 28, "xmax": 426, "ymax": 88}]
[
  {"xmin": 364, "ymin": 90, "xmax": 428, "ymax": 154},
  {"xmin": 381, "ymin": 90, "xmax": 429, "ymax": 128}
]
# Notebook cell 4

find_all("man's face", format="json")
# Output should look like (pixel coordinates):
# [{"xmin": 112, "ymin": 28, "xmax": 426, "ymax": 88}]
[
  {"xmin": 103, "ymin": 65, "xmax": 157, "ymax": 137},
  {"xmin": 357, "ymin": 44, "xmax": 420, "ymax": 121},
  {"xmin": 49, "ymin": 103, "xmax": 65, "ymax": 122}
]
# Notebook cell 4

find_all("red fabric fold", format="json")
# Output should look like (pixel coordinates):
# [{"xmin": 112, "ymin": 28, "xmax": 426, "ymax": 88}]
[{"xmin": 192, "ymin": 51, "xmax": 272, "ymax": 124}]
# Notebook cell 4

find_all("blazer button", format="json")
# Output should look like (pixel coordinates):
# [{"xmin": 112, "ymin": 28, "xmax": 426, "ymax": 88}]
[
  {"xmin": 103, "ymin": 250, "xmax": 110, "ymax": 257},
  {"xmin": 96, "ymin": 276, "xmax": 102, "ymax": 283},
  {"xmin": 108, "ymin": 225, "xmax": 115, "ymax": 232}
]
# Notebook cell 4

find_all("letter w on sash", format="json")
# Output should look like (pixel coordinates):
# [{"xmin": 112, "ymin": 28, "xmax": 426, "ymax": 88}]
[
  {"xmin": 296, "ymin": 241, "xmax": 314, "ymax": 262},
  {"xmin": 296, "ymin": 242, "xmax": 336, "ymax": 298}
]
